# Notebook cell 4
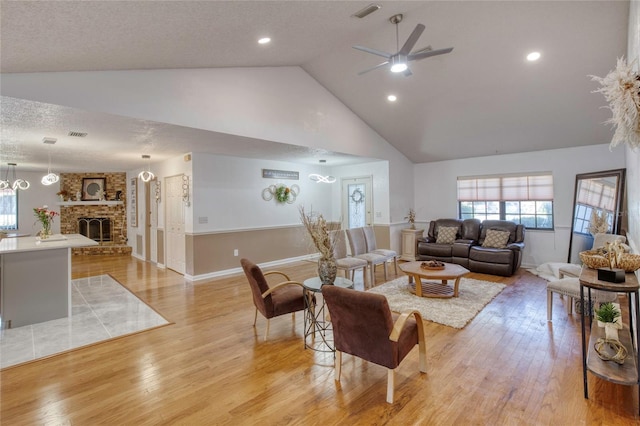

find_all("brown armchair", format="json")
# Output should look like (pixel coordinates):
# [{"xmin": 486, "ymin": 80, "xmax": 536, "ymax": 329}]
[
  {"xmin": 240, "ymin": 258, "xmax": 310, "ymax": 340},
  {"xmin": 322, "ymin": 285, "xmax": 427, "ymax": 403}
]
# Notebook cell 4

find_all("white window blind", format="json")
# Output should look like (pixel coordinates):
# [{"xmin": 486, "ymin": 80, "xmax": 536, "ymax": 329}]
[
  {"xmin": 576, "ymin": 179, "xmax": 615, "ymax": 211},
  {"xmin": 457, "ymin": 173, "xmax": 553, "ymax": 201}
]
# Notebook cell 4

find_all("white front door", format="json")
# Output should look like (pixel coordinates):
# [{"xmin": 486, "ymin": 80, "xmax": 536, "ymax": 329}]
[
  {"xmin": 165, "ymin": 174, "xmax": 186, "ymax": 274},
  {"xmin": 341, "ymin": 176, "xmax": 373, "ymax": 229}
]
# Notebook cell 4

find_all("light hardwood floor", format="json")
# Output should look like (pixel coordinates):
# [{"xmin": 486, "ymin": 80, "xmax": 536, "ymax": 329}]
[{"xmin": 1, "ymin": 255, "xmax": 638, "ymax": 425}]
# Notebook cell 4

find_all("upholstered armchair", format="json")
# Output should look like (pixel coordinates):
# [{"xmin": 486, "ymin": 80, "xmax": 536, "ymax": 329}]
[
  {"xmin": 240, "ymin": 258, "xmax": 310, "ymax": 340},
  {"xmin": 468, "ymin": 220, "xmax": 525, "ymax": 276},
  {"xmin": 322, "ymin": 285, "xmax": 426, "ymax": 403},
  {"xmin": 416, "ymin": 218, "xmax": 481, "ymax": 267}
]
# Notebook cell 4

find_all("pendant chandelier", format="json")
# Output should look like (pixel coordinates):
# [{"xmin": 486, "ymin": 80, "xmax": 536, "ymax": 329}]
[
  {"xmin": 0, "ymin": 163, "xmax": 30, "ymax": 191},
  {"xmin": 138, "ymin": 154, "xmax": 155, "ymax": 182},
  {"xmin": 41, "ymin": 137, "xmax": 59, "ymax": 186}
]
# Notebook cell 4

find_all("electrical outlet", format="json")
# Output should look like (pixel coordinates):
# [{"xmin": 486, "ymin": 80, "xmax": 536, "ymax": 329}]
[{"xmin": 234, "ymin": 249, "xmax": 239, "ymax": 257}]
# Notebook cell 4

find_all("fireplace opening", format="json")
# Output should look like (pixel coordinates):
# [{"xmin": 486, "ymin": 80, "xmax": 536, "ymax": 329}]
[{"xmin": 78, "ymin": 217, "xmax": 112, "ymax": 242}]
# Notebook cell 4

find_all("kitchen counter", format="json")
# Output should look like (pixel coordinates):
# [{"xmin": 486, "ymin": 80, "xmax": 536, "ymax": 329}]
[{"xmin": 0, "ymin": 234, "xmax": 98, "ymax": 328}]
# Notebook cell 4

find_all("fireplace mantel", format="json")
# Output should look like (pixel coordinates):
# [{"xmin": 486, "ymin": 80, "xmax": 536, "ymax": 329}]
[{"xmin": 57, "ymin": 201, "xmax": 123, "ymax": 206}]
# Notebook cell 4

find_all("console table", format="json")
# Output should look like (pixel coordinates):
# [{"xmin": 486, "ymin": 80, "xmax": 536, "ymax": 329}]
[
  {"xmin": 400, "ymin": 228, "xmax": 424, "ymax": 261},
  {"xmin": 579, "ymin": 267, "xmax": 639, "ymax": 414}
]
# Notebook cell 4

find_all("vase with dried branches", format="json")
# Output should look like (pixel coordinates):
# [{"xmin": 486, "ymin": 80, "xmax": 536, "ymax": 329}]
[{"xmin": 299, "ymin": 206, "xmax": 339, "ymax": 285}]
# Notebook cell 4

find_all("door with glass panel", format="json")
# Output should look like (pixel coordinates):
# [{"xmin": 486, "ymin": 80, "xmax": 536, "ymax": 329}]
[{"xmin": 341, "ymin": 177, "xmax": 373, "ymax": 229}]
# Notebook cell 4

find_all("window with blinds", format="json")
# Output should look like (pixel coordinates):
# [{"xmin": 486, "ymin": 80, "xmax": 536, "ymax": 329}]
[
  {"xmin": 0, "ymin": 188, "xmax": 18, "ymax": 230},
  {"xmin": 457, "ymin": 173, "xmax": 554, "ymax": 230}
]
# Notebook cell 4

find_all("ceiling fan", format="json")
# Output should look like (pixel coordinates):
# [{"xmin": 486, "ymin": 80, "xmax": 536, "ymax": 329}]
[{"xmin": 353, "ymin": 14, "xmax": 453, "ymax": 77}]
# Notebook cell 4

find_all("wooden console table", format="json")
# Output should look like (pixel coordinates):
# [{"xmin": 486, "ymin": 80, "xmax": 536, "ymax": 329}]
[{"xmin": 579, "ymin": 267, "xmax": 639, "ymax": 414}]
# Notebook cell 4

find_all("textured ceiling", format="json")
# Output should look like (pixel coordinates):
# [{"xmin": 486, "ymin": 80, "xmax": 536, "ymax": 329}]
[{"xmin": 0, "ymin": 0, "xmax": 630, "ymax": 173}]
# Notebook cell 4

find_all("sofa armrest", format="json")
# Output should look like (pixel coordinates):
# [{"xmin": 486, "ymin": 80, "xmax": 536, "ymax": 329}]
[{"xmin": 507, "ymin": 242, "xmax": 525, "ymax": 251}]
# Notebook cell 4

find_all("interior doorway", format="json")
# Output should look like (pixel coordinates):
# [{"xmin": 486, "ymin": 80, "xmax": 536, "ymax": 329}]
[
  {"xmin": 341, "ymin": 176, "xmax": 373, "ymax": 230},
  {"xmin": 165, "ymin": 174, "xmax": 186, "ymax": 274}
]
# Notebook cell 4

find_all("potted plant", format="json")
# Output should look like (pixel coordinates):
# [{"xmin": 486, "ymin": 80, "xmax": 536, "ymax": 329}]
[{"xmin": 595, "ymin": 302, "xmax": 622, "ymax": 341}]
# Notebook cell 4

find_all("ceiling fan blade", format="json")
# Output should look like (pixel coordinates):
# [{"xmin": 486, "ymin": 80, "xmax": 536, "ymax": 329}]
[
  {"xmin": 352, "ymin": 45, "xmax": 392, "ymax": 59},
  {"xmin": 408, "ymin": 47, "xmax": 454, "ymax": 61},
  {"xmin": 398, "ymin": 24, "xmax": 425, "ymax": 56},
  {"xmin": 403, "ymin": 68, "xmax": 413, "ymax": 77},
  {"xmin": 412, "ymin": 45, "xmax": 432, "ymax": 55},
  {"xmin": 357, "ymin": 61, "xmax": 390, "ymax": 75}
]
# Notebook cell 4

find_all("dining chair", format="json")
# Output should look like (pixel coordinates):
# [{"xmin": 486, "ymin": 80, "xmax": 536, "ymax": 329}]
[
  {"xmin": 322, "ymin": 285, "xmax": 427, "ymax": 403},
  {"xmin": 330, "ymin": 230, "xmax": 369, "ymax": 288},
  {"xmin": 345, "ymin": 227, "xmax": 388, "ymax": 286},
  {"xmin": 240, "ymin": 258, "xmax": 310, "ymax": 340},
  {"xmin": 362, "ymin": 226, "xmax": 399, "ymax": 276}
]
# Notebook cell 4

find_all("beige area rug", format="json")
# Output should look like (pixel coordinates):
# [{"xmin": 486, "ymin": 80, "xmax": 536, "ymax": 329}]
[{"xmin": 368, "ymin": 276, "xmax": 506, "ymax": 329}]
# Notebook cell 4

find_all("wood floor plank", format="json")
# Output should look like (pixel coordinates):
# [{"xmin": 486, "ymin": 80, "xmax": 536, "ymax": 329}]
[{"xmin": 1, "ymin": 256, "xmax": 639, "ymax": 424}]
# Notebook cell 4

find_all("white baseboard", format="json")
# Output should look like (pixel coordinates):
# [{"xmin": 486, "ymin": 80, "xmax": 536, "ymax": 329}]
[{"xmin": 185, "ymin": 254, "xmax": 317, "ymax": 282}]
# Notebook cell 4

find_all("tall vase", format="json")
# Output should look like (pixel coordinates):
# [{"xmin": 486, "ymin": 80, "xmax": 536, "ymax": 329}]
[
  {"xmin": 318, "ymin": 257, "xmax": 338, "ymax": 286},
  {"xmin": 40, "ymin": 222, "xmax": 51, "ymax": 239}
]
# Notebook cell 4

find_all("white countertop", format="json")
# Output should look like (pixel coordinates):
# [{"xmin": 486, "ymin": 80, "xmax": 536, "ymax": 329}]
[{"xmin": 0, "ymin": 234, "xmax": 98, "ymax": 254}]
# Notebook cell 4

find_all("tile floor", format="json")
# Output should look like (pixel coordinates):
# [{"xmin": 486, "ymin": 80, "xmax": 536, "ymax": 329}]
[{"xmin": 0, "ymin": 274, "xmax": 169, "ymax": 369}]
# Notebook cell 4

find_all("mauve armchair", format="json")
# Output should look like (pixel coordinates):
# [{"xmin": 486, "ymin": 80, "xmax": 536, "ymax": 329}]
[
  {"xmin": 322, "ymin": 285, "xmax": 427, "ymax": 403},
  {"xmin": 241, "ymin": 258, "xmax": 310, "ymax": 341}
]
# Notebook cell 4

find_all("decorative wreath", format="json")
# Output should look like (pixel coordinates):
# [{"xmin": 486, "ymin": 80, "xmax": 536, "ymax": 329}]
[
  {"xmin": 350, "ymin": 188, "xmax": 365, "ymax": 204},
  {"xmin": 262, "ymin": 184, "xmax": 299, "ymax": 204}
]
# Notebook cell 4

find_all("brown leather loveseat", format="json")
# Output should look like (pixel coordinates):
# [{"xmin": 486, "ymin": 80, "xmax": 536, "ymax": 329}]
[{"xmin": 417, "ymin": 219, "xmax": 525, "ymax": 277}]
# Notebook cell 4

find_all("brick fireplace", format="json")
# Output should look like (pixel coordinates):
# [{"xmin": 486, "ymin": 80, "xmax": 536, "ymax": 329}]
[{"xmin": 59, "ymin": 172, "xmax": 131, "ymax": 255}]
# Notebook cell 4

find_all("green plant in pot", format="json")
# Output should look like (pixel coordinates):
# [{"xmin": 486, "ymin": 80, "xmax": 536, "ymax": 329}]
[{"xmin": 595, "ymin": 302, "xmax": 622, "ymax": 341}]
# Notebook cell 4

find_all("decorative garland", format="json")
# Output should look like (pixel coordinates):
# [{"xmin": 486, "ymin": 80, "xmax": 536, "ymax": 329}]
[
  {"xmin": 350, "ymin": 188, "xmax": 364, "ymax": 204},
  {"xmin": 262, "ymin": 184, "xmax": 299, "ymax": 204}
]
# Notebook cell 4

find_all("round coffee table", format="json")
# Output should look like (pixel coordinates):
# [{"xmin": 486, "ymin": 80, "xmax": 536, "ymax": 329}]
[{"xmin": 399, "ymin": 261, "xmax": 470, "ymax": 298}]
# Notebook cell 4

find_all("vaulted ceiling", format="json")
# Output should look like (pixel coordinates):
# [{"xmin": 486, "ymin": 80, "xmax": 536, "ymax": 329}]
[{"xmin": 0, "ymin": 1, "xmax": 630, "ymax": 172}]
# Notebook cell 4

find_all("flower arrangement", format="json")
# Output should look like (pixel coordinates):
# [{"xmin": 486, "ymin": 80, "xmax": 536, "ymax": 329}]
[
  {"xmin": 590, "ymin": 57, "xmax": 640, "ymax": 150},
  {"xmin": 275, "ymin": 185, "xmax": 291, "ymax": 203},
  {"xmin": 404, "ymin": 208, "xmax": 416, "ymax": 229},
  {"xmin": 33, "ymin": 205, "xmax": 59, "ymax": 238}
]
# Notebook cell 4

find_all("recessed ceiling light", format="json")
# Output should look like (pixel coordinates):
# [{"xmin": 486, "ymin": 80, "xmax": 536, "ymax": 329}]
[
  {"xmin": 387, "ymin": 95, "xmax": 397, "ymax": 102},
  {"xmin": 527, "ymin": 51, "xmax": 541, "ymax": 61},
  {"xmin": 258, "ymin": 37, "xmax": 271, "ymax": 45}
]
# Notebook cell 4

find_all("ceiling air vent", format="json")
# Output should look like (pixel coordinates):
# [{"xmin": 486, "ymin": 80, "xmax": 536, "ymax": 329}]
[
  {"xmin": 352, "ymin": 3, "xmax": 381, "ymax": 19},
  {"xmin": 68, "ymin": 131, "xmax": 88, "ymax": 137}
]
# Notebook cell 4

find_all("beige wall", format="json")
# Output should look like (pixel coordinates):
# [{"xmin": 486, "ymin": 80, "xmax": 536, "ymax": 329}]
[{"xmin": 185, "ymin": 224, "xmax": 393, "ymax": 279}]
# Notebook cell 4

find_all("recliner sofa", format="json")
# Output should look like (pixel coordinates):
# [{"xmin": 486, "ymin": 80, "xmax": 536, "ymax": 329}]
[{"xmin": 417, "ymin": 218, "xmax": 525, "ymax": 276}]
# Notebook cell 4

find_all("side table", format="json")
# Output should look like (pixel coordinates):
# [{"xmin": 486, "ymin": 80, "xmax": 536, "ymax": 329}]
[
  {"xmin": 400, "ymin": 228, "xmax": 424, "ymax": 261},
  {"xmin": 303, "ymin": 276, "xmax": 353, "ymax": 352},
  {"xmin": 579, "ymin": 267, "xmax": 639, "ymax": 414}
]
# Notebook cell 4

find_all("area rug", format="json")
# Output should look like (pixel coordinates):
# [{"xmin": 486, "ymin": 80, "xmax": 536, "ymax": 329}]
[
  {"xmin": 368, "ymin": 276, "xmax": 506, "ymax": 329},
  {"xmin": 0, "ymin": 274, "xmax": 170, "ymax": 369}
]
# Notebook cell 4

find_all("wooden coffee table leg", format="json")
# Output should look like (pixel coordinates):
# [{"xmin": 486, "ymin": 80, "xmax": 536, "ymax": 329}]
[
  {"xmin": 452, "ymin": 277, "xmax": 462, "ymax": 297},
  {"xmin": 414, "ymin": 275, "xmax": 422, "ymax": 297}
]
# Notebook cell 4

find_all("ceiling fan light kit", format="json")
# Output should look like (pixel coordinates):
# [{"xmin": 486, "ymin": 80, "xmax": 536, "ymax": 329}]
[{"xmin": 354, "ymin": 13, "xmax": 453, "ymax": 76}]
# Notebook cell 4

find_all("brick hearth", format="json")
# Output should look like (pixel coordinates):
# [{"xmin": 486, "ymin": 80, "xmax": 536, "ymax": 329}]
[{"xmin": 59, "ymin": 172, "xmax": 132, "ymax": 256}]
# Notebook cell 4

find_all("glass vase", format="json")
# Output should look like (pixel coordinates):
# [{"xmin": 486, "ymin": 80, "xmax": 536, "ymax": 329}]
[
  {"xmin": 40, "ymin": 223, "xmax": 51, "ymax": 239},
  {"xmin": 318, "ymin": 257, "xmax": 338, "ymax": 286}
]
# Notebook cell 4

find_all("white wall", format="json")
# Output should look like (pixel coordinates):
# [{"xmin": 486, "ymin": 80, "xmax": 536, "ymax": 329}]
[
  {"xmin": 413, "ymin": 144, "xmax": 626, "ymax": 267},
  {"xmin": 625, "ymin": 0, "xmax": 640, "ymax": 254},
  {"xmin": 8, "ymin": 171, "xmax": 60, "ymax": 235}
]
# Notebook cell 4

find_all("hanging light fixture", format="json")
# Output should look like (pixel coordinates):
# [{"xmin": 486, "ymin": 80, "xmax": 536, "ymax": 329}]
[
  {"xmin": 3, "ymin": 163, "xmax": 30, "ymax": 191},
  {"xmin": 41, "ymin": 137, "xmax": 59, "ymax": 186},
  {"xmin": 138, "ymin": 154, "xmax": 155, "ymax": 182}
]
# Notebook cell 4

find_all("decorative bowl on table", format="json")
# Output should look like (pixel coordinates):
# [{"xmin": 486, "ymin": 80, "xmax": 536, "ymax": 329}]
[
  {"xmin": 420, "ymin": 260, "xmax": 445, "ymax": 270},
  {"xmin": 579, "ymin": 249, "xmax": 640, "ymax": 272}
]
